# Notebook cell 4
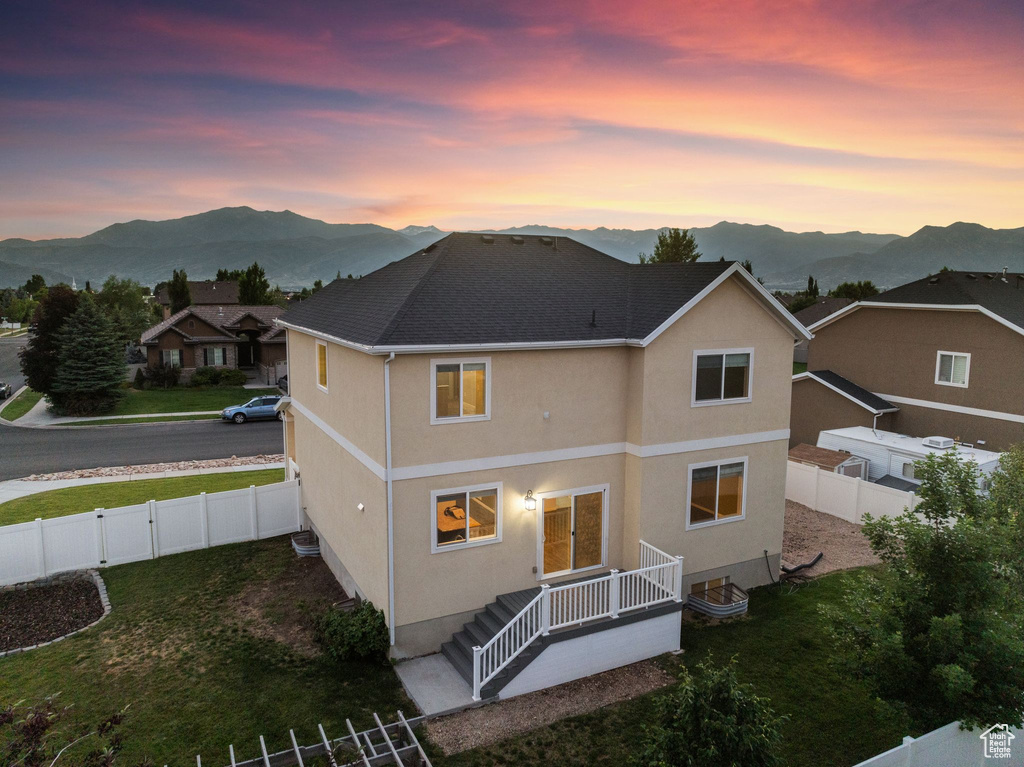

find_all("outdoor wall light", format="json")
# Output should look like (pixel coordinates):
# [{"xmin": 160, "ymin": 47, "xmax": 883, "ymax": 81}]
[
  {"xmin": 357, "ymin": 502, "xmax": 365, "ymax": 512},
  {"xmin": 523, "ymin": 490, "xmax": 537, "ymax": 511}
]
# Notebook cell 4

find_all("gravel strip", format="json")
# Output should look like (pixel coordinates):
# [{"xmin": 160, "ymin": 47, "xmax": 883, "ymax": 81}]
[
  {"xmin": 0, "ymin": 578, "xmax": 104, "ymax": 651},
  {"xmin": 425, "ymin": 659, "xmax": 675, "ymax": 755},
  {"xmin": 22, "ymin": 454, "xmax": 285, "ymax": 481},
  {"xmin": 783, "ymin": 500, "xmax": 879, "ymax": 576}
]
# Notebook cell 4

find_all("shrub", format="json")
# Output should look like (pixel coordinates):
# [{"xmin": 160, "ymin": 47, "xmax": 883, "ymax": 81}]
[
  {"xmin": 144, "ymin": 362, "xmax": 180, "ymax": 389},
  {"xmin": 633, "ymin": 658, "xmax": 786, "ymax": 767},
  {"xmin": 315, "ymin": 601, "xmax": 389, "ymax": 662},
  {"xmin": 217, "ymin": 368, "xmax": 247, "ymax": 386},
  {"xmin": 190, "ymin": 366, "xmax": 222, "ymax": 387},
  {"xmin": 132, "ymin": 367, "xmax": 146, "ymax": 390}
]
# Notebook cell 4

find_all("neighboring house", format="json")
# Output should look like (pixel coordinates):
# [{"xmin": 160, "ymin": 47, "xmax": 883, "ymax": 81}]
[
  {"xmin": 154, "ymin": 280, "xmax": 239, "ymax": 319},
  {"xmin": 793, "ymin": 270, "xmax": 1024, "ymax": 451},
  {"xmin": 791, "ymin": 297, "xmax": 853, "ymax": 363},
  {"xmin": 141, "ymin": 305, "xmax": 285, "ymax": 382},
  {"xmin": 275, "ymin": 232, "xmax": 810, "ymax": 699},
  {"xmin": 816, "ymin": 426, "xmax": 1001, "ymax": 491}
]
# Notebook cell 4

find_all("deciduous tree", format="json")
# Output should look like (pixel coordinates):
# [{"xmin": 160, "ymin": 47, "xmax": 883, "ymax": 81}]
[
  {"xmin": 19, "ymin": 284, "xmax": 79, "ymax": 395},
  {"xmin": 96, "ymin": 275, "xmax": 152, "ymax": 345},
  {"xmin": 638, "ymin": 227, "xmax": 702, "ymax": 264}
]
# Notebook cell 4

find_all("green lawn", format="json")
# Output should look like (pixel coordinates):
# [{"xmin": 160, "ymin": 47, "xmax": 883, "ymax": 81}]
[
  {"xmin": 793, "ymin": 361, "xmax": 808, "ymax": 374},
  {"xmin": 0, "ymin": 468, "xmax": 283, "ymax": 525},
  {"xmin": 438, "ymin": 570, "xmax": 911, "ymax": 767},
  {"xmin": 1, "ymin": 388, "xmax": 43, "ymax": 421},
  {"xmin": 62, "ymin": 413, "xmax": 222, "ymax": 426},
  {"xmin": 0, "ymin": 538, "xmax": 410, "ymax": 765},
  {"xmin": 110, "ymin": 386, "xmax": 280, "ymax": 416}
]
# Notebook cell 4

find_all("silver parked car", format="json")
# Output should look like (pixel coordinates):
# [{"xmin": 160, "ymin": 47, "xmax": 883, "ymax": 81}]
[{"xmin": 0, "ymin": 382, "xmax": 12, "ymax": 400}]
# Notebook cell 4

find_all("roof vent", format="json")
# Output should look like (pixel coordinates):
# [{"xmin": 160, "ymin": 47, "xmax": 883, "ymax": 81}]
[
  {"xmin": 510, "ymin": 235, "xmax": 525, "ymax": 245},
  {"xmin": 966, "ymin": 273, "xmax": 977, "ymax": 280},
  {"xmin": 923, "ymin": 436, "xmax": 955, "ymax": 450},
  {"xmin": 928, "ymin": 277, "xmax": 939, "ymax": 284},
  {"xmin": 480, "ymin": 234, "xmax": 494, "ymax": 244},
  {"xmin": 985, "ymin": 273, "xmax": 994, "ymax": 279},
  {"xmin": 540, "ymin": 237, "xmax": 553, "ymax": 246}
]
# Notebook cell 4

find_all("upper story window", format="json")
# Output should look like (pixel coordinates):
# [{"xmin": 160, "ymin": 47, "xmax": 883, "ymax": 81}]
[
  {"xmin": 431, "ymin": 482, "xmax": 502, "ymax": 552},
  {"xmin": 692, "ymin": 349, "xmax": 752, "ymax": 406},
  {"xmin": 687, "ymin": 458, "xmax": 747, "ymax": 529},
  {"xmin": 316, "ymin": 340, "xmax": 329, "ymax": 392},
  {"xmin": 935, "ymin": 351, "xmax": 969, "ymax": 388},
  {"xmin": 431, "ymin": 357, "xmax": 490, "ymax": 424}
]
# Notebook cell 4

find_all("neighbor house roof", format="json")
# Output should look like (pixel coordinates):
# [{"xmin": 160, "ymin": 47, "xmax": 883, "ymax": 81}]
[
  {"xmin": 793, "ymin": 370, "xmax": 899, "ymax": 415},
  {"xmin": 155, "ymin": 280, "xmax": 239, "ymax": 307},
  {"xmin": 807, "ymin": 270, "xmax": 1024, "ymax": 337},
  {"xmin": 142, "ymin": 305, "xmax": 284, "ymax": 344},
  {"xmin": 792, "ymin": 297, "xmax": 853, "ymax": 328},
  {"xmin": 788, "ymin": 443, "xmax": 859, "ymax": 470},
  {"xmin": 278, "ymin": 233, "xmax": 810, "ymax": 352}
]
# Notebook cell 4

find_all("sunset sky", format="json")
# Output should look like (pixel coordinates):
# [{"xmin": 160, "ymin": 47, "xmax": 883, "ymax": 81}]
[{"xmin": 1, "ymin": 0, "xmax": 1022, "ymax": 239}]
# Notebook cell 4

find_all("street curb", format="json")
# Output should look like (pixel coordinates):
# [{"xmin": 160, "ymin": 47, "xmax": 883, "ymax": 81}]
[{"xmin": 0, "ymin": 385, "xmax": 29, "ymax": 426}]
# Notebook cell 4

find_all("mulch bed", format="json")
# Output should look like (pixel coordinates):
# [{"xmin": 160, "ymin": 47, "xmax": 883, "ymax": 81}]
[{"xmin": 0, "ymin": 580, "xmax": 104, "ymax": 651}]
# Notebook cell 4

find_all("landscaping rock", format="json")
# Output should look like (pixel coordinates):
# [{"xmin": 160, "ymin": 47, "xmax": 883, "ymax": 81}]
[{"xmin": 22, "ymin": 454, "xmax": 285, "ymax": 481}]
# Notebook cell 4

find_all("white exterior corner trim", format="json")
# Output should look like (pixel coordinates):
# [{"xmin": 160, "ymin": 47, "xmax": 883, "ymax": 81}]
[
  {"xmin": 807, "ymin": 301, "xmax": 1024, "ymax": 339},
  {"xmin": 873, "ymin": 393, "xmax": 1024, "ymax": 425},
  {"xmin": 278, "ymin": 264, "xmax": 811, "ymax": 356},
  {"xmin": 287, "ymin": 398, "xmax": 388, "ymax": 480},
  {"xmin": 792, "ymin": 372, "xmax": 898, "ymax": 415}
]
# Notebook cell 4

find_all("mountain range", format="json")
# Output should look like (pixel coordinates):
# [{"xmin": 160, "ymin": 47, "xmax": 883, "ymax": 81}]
[{"xmin": 1, "ymin": 207, "xmax": 1021, "ymax": 291}]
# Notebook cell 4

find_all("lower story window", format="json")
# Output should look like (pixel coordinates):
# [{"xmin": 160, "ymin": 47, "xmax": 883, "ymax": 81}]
[
  {"xmin": 432, "ymin": 483, "xmax": 501, "ymax": 552},
  {"xmin": 161, "ymin": 349, "xmax": 183, "ymax": 367},
  {"xmin": 688, "ymin": 459, "xmax": 746, "ymax": 527},
  {"xmin": 204, "ymin": 347, "xmax": 226, "ymax": 366}
]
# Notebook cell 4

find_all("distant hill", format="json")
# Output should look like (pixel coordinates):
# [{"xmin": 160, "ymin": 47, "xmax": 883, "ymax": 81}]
[
  {"xmin": 0, "ymin": 261, "xmax": 72, "ymax": 289},
  {"xmin": 771, "ymin": 222, "xmax": 1024, "ymax": 289},
  {"xmin": 0, "ymin": 207, "xmax": 1018, "ymax": 291}
]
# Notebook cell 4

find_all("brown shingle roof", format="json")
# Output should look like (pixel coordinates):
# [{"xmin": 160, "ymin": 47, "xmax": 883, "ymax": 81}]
[
  {"xmin": 788, "ymin": 443, "xmax": 856, "ymax": 470},
  {"xmin": 154, "ymin": 281, "xmax": 239, "ymax": 306},
  {"xmin": 142, "ymin": 304, "xmax": 284, "ymax": 344},
  {"xmin": 793, "ymin": 297, "xmax": 853, "ymax": 327}
]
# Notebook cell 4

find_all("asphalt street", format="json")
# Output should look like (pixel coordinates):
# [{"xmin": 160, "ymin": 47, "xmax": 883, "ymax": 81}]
[{"xmin": 0, "ymin": 334, "xmax": 283, "ymax": 480}]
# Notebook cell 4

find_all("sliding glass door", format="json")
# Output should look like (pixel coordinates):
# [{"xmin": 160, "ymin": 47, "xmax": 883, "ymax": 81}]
[{"xmin": 540, "ymin": 486, "xmax": 607, "ymax": 576}]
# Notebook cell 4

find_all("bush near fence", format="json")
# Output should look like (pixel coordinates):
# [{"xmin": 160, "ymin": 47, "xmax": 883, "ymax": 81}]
[
  {"xmin": 785, "ymin": 460, "xmax": 921, "ymax": 524},
  {"xmin": 0, "ymin": 480, "xmax": 301, "ymax": 586}
]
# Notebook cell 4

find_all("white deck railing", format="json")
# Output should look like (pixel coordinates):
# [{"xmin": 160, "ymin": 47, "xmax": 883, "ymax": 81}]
[{"xmin": 471, "ymin": 540, "xmax": 683, "ymax": 699}]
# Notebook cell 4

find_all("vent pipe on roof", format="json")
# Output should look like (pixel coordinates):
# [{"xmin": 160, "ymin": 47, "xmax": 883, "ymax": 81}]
[
  {"xmin": 1001, "ymin": 266, "xmax": 1008, "ymax": 282},
  {"xmin": 589, "ymin": 309, "xmax": 597, "ymax": 328}
]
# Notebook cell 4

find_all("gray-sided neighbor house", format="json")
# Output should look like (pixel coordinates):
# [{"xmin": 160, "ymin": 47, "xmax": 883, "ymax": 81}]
[{"xmin": 275, "ymin": 232, "xmax": 811, "ymax": 701}]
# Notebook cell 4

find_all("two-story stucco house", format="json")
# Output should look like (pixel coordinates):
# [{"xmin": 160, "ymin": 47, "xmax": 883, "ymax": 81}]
[
  {"xmin": 791, "ymin": 270, "xmax": 1024, "ymax": 451},
  {"xmin": 276, "ymin": 233, "xmax": 809, "ymax": 700}
]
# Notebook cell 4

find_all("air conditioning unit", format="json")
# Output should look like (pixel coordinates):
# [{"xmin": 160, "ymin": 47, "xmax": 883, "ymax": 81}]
[{"xmin": 923, "ymin": 436, "xmax": 955, "ymax": 450}]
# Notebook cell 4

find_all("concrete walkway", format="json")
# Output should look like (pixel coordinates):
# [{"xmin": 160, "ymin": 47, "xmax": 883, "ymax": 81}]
[
  {"xmin": 0, "ymin": 462, "xmax": 286, "ymax": 506},
  {"xmin": 395, "ymin": 653, "xmax": 476, "ymax": 716},
  {"xmin": 9, "ymin": 395, "xmax": 221, "ymax": 428}
]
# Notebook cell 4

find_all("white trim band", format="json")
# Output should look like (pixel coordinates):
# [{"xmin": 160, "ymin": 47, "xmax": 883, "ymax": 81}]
[
  {"xmin": 287, "ymin": 398, "xmax": 388, "ymax": 480},
  {"xmin": 874, "ymin": 394, "xmax": 1024, "ymax": 425}
]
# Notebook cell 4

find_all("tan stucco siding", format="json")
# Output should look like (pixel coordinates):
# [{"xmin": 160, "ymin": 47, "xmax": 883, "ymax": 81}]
[
  {"xmin": 292, "ymin": 407, "xmax": 389, "ymax": 610},
  {"xmin": 892, "ymin": 403, "xmax": 1023, "ymax": 452},
  {"xmin": 287, "ymin": 329, "xmax": 387, "ymax": 467},
  {"xmin": 388, "ymin": 347, "xmax": 630, "ymax": 468},
  {"xmin": 636, "ymin": 277, "xmax": 795, "ymax": 446},
  {"xmin": 632, "ymin": 440, "xmax": 788, "ymax": 578},
  {"xmin": 789, "ymin": 378, "xmax": 894, "ymax": 448},
  {"xmin": 808, "ymin": 307, "xmax": 1024, "ymax": 416},
  {"xmin": 391, "ymin": 454, "xmax": 626, "ymax": 627}
]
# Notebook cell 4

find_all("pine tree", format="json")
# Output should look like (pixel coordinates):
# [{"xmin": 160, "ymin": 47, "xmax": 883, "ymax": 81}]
[
  {"xmin": 50, "ymin": 296, "xmax": 126, "ymax": 415},
  {"xmin": 19, "ymin": 285, "xmax": 79, "ymax": 396},
  {"xmin": 238, "ymin": 261, "xmax": 271, "ymax": 304},
  {"xmin": 168, "ymin": 269, "xmax": 192, "ymax": 313}
]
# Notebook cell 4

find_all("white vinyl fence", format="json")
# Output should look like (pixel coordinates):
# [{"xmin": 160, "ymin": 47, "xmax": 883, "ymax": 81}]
[
  {"xmin": 854, "ymin": 721, "xmax": 1021, "ymax": 766},
  {"xmin": 0, "ymin": 480, "xmax": 301, "ymax": 586},
  {"xmin": 786, "ymin": 460, "xmax": 921, "ymax": 524}
]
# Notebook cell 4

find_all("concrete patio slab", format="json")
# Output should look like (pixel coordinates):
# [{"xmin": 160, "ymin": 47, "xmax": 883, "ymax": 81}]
[{"xmin": 395, "ymin": 653, "xmax": 476, "ymax": 716}]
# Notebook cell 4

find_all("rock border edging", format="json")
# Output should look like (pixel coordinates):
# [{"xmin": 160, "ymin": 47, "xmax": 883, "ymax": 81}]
[{"xmin": 0, "ymin": 570, "xmax": 112, "ymax": 658}]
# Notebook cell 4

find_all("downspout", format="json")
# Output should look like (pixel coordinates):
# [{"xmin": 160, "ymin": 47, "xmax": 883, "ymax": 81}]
[{"xmin": 384, "ymin": 352, "xmax": 396, "ymax": 647}]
